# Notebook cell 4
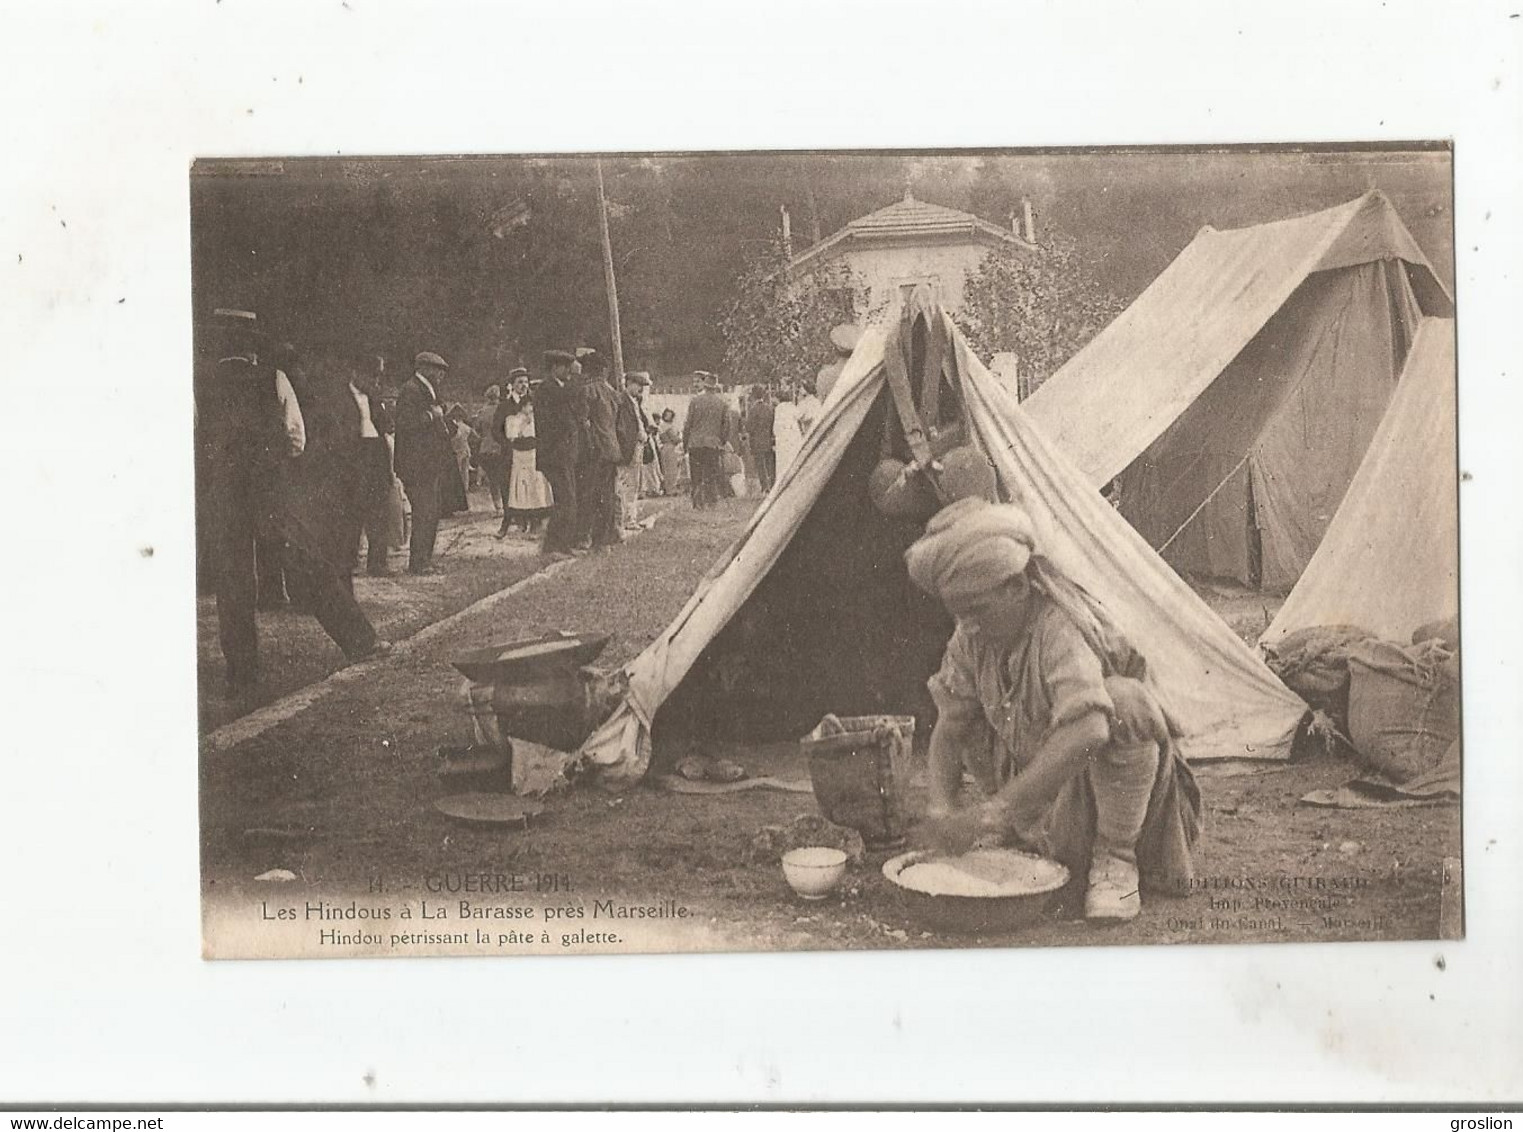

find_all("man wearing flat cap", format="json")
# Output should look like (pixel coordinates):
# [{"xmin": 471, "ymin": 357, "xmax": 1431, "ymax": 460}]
[
  {"xmin": 615, "ymin": 371, "xmax": 654, "ymax": 530},
  {"xmin": 394, "ymin": 350, "xmax": 452, "ymax": 573},
  {"xmin": 905, "ymin": 480, "xmax": 1201, "ymax": 923},
  {"xmin": 577, "ymin": 350, "xmax": 623, "ymax": 549},
  {"xmin": 532, "ymin": 349, "xmax": 583, "ymax": 557}
]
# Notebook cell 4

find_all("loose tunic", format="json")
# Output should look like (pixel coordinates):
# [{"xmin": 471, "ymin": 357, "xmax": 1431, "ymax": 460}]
[{"xmin": 928, "ymin": 594, "xmax": 1201, "ymax": 895}]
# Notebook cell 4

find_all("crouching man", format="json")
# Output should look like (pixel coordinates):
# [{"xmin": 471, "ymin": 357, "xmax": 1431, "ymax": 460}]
[{"xmin": 905, "ymin": 496, "xmax": 1201, "ymax": 922}]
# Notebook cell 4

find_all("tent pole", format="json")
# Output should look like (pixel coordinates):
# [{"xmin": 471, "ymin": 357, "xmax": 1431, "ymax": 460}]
[
  {"xmin": 595, "ymin": 157, "xmax": 627, "ymax": 377},
  {"xmin": 1157, "ymin": 451, "xmax": 1253, "ymax": 556}
]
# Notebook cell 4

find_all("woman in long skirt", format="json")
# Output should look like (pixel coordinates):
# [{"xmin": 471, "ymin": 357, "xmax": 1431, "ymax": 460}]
[
  {"xmin": 496, "ymin": 371, "xmax": 553, "ymax": 536},
  {"xmin": 657, "ymin": 408, "xmax": 686, "ymax": 496}
]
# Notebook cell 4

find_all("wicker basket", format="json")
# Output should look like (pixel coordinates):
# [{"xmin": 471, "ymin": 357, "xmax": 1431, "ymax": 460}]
[{"xmin": 801, "ymin": 714, "xmax": 915, "ymax": 850}]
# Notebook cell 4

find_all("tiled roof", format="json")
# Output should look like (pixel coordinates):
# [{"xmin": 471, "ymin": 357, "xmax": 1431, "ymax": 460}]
[
  {"xmin": 789, "ymin": 192, "xmax": 1031, "ymax": 270},
  {"xmin": 847, "ymin": 195, "xmax": 998, "ymax": 238}
]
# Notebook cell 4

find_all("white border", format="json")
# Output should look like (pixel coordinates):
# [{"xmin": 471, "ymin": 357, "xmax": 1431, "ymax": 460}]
[{"xmin": 2, "ymin": 0, "xmax": 1519, "ymax": 1106}]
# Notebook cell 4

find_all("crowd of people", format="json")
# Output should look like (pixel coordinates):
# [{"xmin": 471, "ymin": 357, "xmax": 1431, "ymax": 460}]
[{"xmin": 195, "ymin": 306, "xmax": 824, "ymax": 693}]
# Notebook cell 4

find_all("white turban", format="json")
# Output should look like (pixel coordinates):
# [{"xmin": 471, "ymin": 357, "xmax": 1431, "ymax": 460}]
[{"xmin": 905, "ymin": 499, "xmax": 1036, "ymax": 615}]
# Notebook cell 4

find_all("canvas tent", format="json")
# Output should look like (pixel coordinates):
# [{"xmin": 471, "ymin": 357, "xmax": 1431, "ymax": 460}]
[
  {"xmin": 581, "ymin": 302, "xmax": 1307, "ymax": 789},
  {"xmin": 1262, "ymin": 318, "xmax": 1458, "ymax": 646},
  {"xmin": 1022, "ymin": 192, "xmax": 1453, "ymax": 591}
]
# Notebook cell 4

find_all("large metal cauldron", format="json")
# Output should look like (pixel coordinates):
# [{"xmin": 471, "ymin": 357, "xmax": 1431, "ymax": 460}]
[{"xmin": 454, "ymin": 632, "xmax": 611, "ymax": 753}]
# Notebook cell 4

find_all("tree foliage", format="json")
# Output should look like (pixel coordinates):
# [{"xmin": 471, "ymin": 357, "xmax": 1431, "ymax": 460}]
[
  {"xmin": 953, "ymin": 231, "xmax": 1129, "ymax": 396},
  {"xmin": 192, "ymin": 153, "xmax": 1450, "ymax": 395},
  {"xmin": 718, "ymin": 236, "xmax": 846, "ymax": 389}
]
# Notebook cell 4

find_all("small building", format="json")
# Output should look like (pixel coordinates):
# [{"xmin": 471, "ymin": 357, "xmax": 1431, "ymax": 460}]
[{"xmin": 786, "ymin": 190, "xmax": 1036, "ymax": 325}]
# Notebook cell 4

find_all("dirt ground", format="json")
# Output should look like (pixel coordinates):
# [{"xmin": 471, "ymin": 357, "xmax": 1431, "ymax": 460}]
[
  {"xmin": 197, "ymin": 497, "xmax": 555, "ymax": 732},
  {"xmin": 199, "ymin": 494, "xmax": 1460, "ymax": 954}
]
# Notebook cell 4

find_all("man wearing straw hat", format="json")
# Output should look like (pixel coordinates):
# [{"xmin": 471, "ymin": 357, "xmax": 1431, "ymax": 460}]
[{"xmin": 904, "ymin": 457, "xmax": 1201, "ymax": 923}]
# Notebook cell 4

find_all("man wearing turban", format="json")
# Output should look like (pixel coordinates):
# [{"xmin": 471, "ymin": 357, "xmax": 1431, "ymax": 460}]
[{"xmin": 905, "ymin": 494, "xmax": 1201, "ymax": 922}]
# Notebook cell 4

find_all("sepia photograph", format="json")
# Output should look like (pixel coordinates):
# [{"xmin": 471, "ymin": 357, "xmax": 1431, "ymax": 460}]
[
  {"xmin": 192, "ymin": 147, "xmax": 1462, "ymax": 960},
  {"xmin": 6, "ymin": 0, "xmax": 1520, "ymax": 1110}
]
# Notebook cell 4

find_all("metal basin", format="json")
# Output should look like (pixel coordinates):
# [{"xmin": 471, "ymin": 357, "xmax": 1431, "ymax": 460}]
[
  {"xmin": 882, "ymin": 848, "xmax": 1069, "ymax": 934},
  {"xmin": 451, "ymin": 632, "xmax": 610, "ymax": 684}
]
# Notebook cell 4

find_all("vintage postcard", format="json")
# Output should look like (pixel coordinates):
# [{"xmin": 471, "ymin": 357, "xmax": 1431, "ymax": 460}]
[{"xmin": 195, "ymin": 146, "xmax": 1460, "ymax": 960}]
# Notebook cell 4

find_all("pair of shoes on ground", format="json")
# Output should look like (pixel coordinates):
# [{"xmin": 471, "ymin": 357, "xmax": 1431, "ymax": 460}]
[
  {"xmin": 675, "ymin": 754, "xmax": 747, "ymax": 783},
  {"xmin": 1085, "ymin": 854, "xmax": 1141, "ymax": 923},
  {"xmin": 408, "ymin": 564, "xmax": 443, "ymax": 576}
]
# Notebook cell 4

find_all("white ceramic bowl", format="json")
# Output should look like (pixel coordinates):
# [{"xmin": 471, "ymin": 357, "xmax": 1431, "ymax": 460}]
[{"xmin": 781, "ymin": 846, "xmax": 848, "ymax": 900}]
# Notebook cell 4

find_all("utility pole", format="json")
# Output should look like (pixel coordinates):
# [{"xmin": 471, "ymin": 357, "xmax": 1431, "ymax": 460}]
[{"xmin": 595, "ymin": 157, "xmax": 626, "ymax": 377}]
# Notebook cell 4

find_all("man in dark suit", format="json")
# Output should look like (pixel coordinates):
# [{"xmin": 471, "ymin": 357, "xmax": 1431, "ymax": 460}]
[
  {"xmin": 615, "ymin": 370, "xmax": 653, "ymax": 530},
  {"xmin": 393, "ymin": 351, "xmax": 452, "ymax": 574},
  {"xmin": 255, "ymin": 340, "xmax": 308, "ymax": 609},
  {"xmin": 532, "ymin": 350, "xmax": 582, "ymax": 557},
  {"xmin": 683, "ymin": 371, "xmax": 730, "ymax": 509},
  {"xmin": 298, "ymin": 353, "xmax": 394, "ymax": 585},
  {"xmin": 273, "ymin": 358, "xmax": 390, "ymax": 663},
  {"xmin": 746, "ymin": 385, "xmax": 777, "ymax": 493},
  {"xmin": 198, "ymin": 309, "xmax": 282, "ymax": 689},
  {"xmin": 199, "ymin": 312, "xmax": 388, "ymax": 691},
  {"xmin": 579, "ymin": 351, "xmax": 623, "ymax": 549}
]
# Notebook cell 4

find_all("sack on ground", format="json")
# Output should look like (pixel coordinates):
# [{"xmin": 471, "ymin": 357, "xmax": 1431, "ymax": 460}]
[
  {"xmin": 1263, "ymin": 624, "xmax": 1376, "ymax": 726},
  {"xmin": 1346, "ymin": 638, "xmax": 1459, "ymax": 784}
]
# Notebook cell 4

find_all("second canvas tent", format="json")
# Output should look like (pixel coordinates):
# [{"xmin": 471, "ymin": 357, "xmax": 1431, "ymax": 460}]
[{"xmin": 1022, "ymin": 191, "xmax": 1452, "ymax": 591}]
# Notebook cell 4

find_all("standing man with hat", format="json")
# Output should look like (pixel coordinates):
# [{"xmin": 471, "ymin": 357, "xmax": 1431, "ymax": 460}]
[
  {"xmin": 322, "ymin": 351, "xmax": 396, "ymax": 581},
  {"xmin": 683, "ymin": 371, "xmax": 730, "ymax": 510},
  {"xmin": 746, "ymin": 384, "xmax": 777, "ymax": 494},
  {"xmin": 199, "ymin": 310, "xmax": 388, "ymax": 690},
  {"xmin": 533, "ymin": 349, "xmax": 582, "ymax": 558},
  {"xmin": 614, "ymin": 371, "xmax": 654, "ymax": 531},
  {"xmin": 578, "ymin": 350, "xmax": 623, "ymax": 550},
  {"xmin": 394, "ymin": 350, "xmax": 452, "ymax": 575},
  {"xmin": 198, "ymin": 308, "xmax": 282, "ymax": 689}
]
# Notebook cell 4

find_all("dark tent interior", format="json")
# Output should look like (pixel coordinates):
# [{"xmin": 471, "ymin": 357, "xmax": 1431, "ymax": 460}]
[{"xmin": 653, "ymin": 391, "xmax": 955, "ymax": 749}]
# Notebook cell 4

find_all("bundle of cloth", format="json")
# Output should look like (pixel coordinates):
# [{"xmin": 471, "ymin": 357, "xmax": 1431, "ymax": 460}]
[{"xmin": 1265, "ymin": 616, "xmax": 1460, "ymax": 808}]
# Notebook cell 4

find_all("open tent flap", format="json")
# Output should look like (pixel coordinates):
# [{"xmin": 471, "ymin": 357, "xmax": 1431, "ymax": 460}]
[
  {"xmin": 653, "ymin": 390, "xmax": 952, "ymax": 747},
  {"xmin": 582, "ymin": 312, "xmax": 1307, "ymax": 788},
  {"xmin": 1263, "ymin": 318, "xmax": 1458, "ymax": 646},
  {"xmin": 578, "ymin": 329, "xmax": 902, "ymax": 785}
]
